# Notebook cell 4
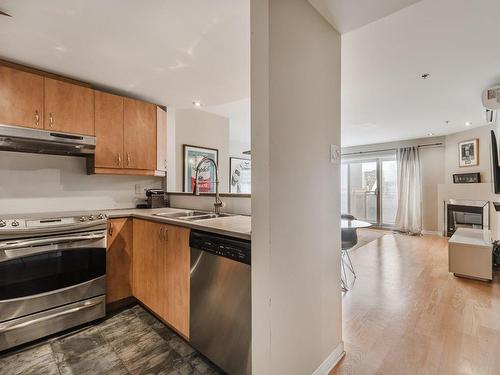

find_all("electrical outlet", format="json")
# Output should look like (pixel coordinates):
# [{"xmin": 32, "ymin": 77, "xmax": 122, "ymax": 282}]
[
  {"xmin": 330, "ymin": 144, "xmax": 341, "ymax": 164},
  {"xmin": 135, "ymin": 184, "xmax": 142, "ymax": 194}
]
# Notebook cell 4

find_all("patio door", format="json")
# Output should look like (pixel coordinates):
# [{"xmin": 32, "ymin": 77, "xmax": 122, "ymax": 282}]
[{"xmin": 341, "ymin": 154, "xmax": 398, "ymax": 227}]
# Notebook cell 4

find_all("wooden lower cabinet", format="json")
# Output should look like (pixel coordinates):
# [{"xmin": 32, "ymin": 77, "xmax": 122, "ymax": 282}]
[
  {"xmin": 106, "ymin": 218, "xmax": 133, "ymax": 304},
  {"xmin": 132, "ymin": 219, "xmax": 190, "ymax": 338}
]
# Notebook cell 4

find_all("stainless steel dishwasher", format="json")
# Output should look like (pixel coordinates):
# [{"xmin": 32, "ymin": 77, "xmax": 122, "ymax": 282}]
[{"xmin": 190, "ymin": 230, "xmax": 251, "ymax": 375}]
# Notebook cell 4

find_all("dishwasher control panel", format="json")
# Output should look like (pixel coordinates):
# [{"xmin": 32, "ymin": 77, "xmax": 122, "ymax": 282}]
[{"xmin": 190, "ymin": 230, "xmax": 251, "ymax": 265}]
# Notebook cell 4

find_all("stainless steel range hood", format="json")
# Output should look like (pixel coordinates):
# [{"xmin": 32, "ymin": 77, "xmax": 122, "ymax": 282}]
[{"xmin": 0, "ymin": 124, "xmax": 95, "ymax": 157}]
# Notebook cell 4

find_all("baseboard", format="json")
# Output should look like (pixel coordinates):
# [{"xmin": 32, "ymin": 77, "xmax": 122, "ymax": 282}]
[
  {"xmin": 312, "ymin": 341, "xmax": 345, "ymax": 375},
  {"xmin": 422, "ymin": 230, "xmax": 442, "ymax": 236}
]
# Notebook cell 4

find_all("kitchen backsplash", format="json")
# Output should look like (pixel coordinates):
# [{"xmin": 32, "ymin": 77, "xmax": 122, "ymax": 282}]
[{"xmin": 0, "ymin": 151, "xmax": 162, "ymax": 214}]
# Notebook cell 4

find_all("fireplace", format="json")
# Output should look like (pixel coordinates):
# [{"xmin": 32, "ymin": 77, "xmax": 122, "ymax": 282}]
[{"xmin": 445, "ymin": 200, "xmax": 489, "ymax": 237}]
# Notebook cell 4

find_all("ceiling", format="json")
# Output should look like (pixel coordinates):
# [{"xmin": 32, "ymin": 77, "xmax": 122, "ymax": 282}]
[
  {"xmin": 309, "ymin": 0, "xmax": 422, "ymax": 33},
  {"xmin": 0, "ymin": 0, "xmax": 250, "ymax": 108},
  {"xmin": 341, "ymin": 0, "xmax": 500, "ymax": 146}
]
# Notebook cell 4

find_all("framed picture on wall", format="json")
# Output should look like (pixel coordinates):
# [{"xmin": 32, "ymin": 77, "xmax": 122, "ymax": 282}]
[
  {"xmin": 229, "ymin": 157, "xmax": 251, "ymax": 193},
  {"xmin": 458, "ymin": 139, "xmax": 479, "ymax": 167},
  {"xmin": 183, "ymin": 145, "xmax": 219, "ymax": 193}
]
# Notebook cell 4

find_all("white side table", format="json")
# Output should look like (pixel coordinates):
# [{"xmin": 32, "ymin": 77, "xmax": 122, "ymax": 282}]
[{"xmin": 448, "ymin": 228, "xmax": 492, "ymax": 281}]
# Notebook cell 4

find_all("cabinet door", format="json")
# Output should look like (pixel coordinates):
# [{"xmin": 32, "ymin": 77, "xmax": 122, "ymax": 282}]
[
  {"xmin": 0, "ymin": 65, "xmax": 43, "ymax": 129},
  {"xmin": 123, "ymin": 98, "xmax": 156, "ymax": 170},
  {"xmin": 95, "ymin": 91, "xmax": 124, "ymax": 168},
  {"xmin": 44, "ymin": 78, "xmax": 94, "ymax": 135},
  {"xmin": 132, "ymin": 219, "xmax": 167, "ymax": 318},
  {"xmin": 164, "ymin": 225, "xmax": 190, "ymax": 339},
  {"xmin": 156, "ymin": 107, "xmax": 167, "ymax": 172},
  {"xmin": 106, "ymin": 218, "xmax": 133, "ymax": 303}
]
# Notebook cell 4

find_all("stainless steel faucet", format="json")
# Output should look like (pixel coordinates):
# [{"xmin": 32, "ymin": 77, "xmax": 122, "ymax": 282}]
[{"xmin": 193, "ymin": 157, "xmax": 223, "ymax": 214}]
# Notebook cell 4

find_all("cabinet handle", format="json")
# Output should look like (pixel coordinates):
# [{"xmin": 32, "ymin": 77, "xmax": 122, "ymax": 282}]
[
  {"xmin": 163, "ymin": 227, "xmax": 168, "ymax": 242},
  {"xmin": 158, "ymin": 227, "xmax": 163, "ymax": 240},
  {"xmin": 164, "ymin": 160, "xmax": 167, "ymax": 169},
  {"xmin": 117, "ymin": 153, "xmax": 122, "ymax": 166},
  {"xmin": 127, "ymin": 153, "xmax": 131, "ymax": 167},
  {"xmin": 108, "ymin": 222, "xmax": 114, "ymax": 236},
  {"xmin": 49, "ymin": 113, "xmax": 54, "ymax": 128},
  {"xmin": 34, "ymin": 110, "xmax": 40, "ymax": 127}
]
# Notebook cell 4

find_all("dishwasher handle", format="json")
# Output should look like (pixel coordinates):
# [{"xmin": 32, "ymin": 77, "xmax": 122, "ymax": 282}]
[{"xmin": 190, "ymin": 230, "xmax": 251, "ymax": 265}]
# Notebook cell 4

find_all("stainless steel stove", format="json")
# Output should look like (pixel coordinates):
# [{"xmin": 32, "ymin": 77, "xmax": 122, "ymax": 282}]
[{"xmin": 0, "ymin": 213, "xmax": 108, "ymax": 351}]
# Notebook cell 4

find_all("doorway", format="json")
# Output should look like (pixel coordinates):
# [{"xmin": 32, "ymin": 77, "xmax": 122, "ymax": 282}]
[{"xmin": 341, "ymin": 154, "xmax": 397, "ymax": 227}]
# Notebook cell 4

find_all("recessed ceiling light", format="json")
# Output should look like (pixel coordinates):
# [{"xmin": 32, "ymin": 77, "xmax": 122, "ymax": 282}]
[
  {"xmin": 421, "ymin": 73, "xmax": 430, "ymax": 79},
  {"xmin": 192, "ymin": 101, "xmax": 202, "ymax": 108},
  {"xmin": 427, "ymin": 133, "xmax": 435, "ymax": 136},
  {"xmin": 465, "ymin": 121, "xmax": 472, "ymax": 126}
]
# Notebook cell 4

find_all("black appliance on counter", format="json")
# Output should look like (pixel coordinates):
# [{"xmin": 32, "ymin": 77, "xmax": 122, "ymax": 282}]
[{"xmin": 137, "ymin": 189, "xmax": 168, "ymax": 209}]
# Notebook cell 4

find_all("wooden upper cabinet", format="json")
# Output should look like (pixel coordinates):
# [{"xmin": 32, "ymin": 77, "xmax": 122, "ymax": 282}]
[
  {"xmin": 156, "ymin": 107, "xmax": 167, "ymax": 173},
  {"xmin": 106, "ymin": 218, "xmax": 133, "ymax": 304},
  {"xmin": 95, "ymin": 91, "xmax": 124, "ymax": 168},
  {"xmin": 123, "ymin": 98, "xmax": 156, "ymax": 170},
  {"xmin": 0, "ymin": 65, "xmax": 43, "ymax": 129},
  {"xmin": 44, "ymin": 78, "xmax": 94, "ymax": 135}
]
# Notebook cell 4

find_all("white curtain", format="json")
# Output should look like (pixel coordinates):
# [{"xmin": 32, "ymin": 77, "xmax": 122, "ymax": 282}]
[{"xmin": 395, "ymin": 147, "xmax": 422, "ymax": 234}]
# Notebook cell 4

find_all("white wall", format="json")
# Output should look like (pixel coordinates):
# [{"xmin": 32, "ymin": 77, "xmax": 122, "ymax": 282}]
[
  {"xmin": 206, "ymin": 98, "xmax": 251, "ymax": 156},
  {"xmin": 0, "ymin": 151, "xmax": 161, "ymax": 214},
  {"xmin": 438, "ymin": 124, "xmax": 497, "ymax": 236},
  {"xmin": 168, "ymin": 193, "xmax": 250, "ymax": 215},
  {"xmin": 420, "ymin": 146, "xmax": 445, "ymax": 233},
  {"xmin": 251, "ymin": 0, "xmax": 343, "ymax": 373},
  {"xmin": 174, "ymin": 109, "xmax": 230, "ymax": 192},
  {"xmin": 444, "ymin": 124, "xmax": 492, "ymax": 183}
]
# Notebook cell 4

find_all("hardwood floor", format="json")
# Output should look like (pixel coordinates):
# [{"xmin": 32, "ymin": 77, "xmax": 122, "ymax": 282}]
[{"xmin": 331, "ymin": 233, "xmax": 500, "ymax": 375}]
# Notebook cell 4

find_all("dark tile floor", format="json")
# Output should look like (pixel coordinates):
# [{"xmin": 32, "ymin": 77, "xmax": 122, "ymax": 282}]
[{"xmin": 0, "ymin": 305, "xmax": 221, "ymax": 375}]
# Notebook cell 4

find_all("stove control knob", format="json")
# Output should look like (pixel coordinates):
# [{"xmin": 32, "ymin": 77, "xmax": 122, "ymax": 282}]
[
  {"xmin": 0, "ymin": 220, "xmax": 6, "ymax": 227},
  {"xmin": 97, "ymin": 214, "xmax": 104, "ymax": 220},
  {"xmin": 11, "ymin": 220, "xmax": 19, "ymax": 227},
  {"xmin": 88, "ymin": 215, "xmax": 95, "ymax": 221},
  {"xmin": 79, "ymin": 216, "xmax": 87, "ymax": 222}
]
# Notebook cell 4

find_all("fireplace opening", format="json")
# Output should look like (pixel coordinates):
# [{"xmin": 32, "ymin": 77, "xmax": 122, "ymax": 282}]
[{"xmin": 446, "ymin": 200, "xmax": 489, "ymax": 237}]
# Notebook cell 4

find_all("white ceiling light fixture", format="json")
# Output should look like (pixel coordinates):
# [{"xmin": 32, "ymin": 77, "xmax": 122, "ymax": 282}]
[
  {"xmin": 465, "ymin": 121, "xmax": 472, "ymax": 126},
  {"xmin": 427, "ymin": 132, "xmax": 435, "ymax": 136},
  {"xmin": 192, "ymin": 101, "xmax": 202, "ymax": 108}
]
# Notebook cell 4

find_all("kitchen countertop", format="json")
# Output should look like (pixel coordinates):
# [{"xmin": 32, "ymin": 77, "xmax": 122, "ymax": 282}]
[
  {"xmin": 104, "ymin": 208, "xmax": 251, "ymax": 240},
  {"xmin": 1, "ymin": 208, "xmax": 251, "ymax": 240}
]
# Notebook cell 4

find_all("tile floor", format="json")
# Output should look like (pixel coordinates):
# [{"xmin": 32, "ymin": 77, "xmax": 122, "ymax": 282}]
[{"xmin": 0, "ymin": 305, "xmax": 221, "ymax": 375}]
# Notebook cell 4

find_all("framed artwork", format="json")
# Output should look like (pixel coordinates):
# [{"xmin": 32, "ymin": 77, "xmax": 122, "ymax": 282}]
[
  {"xmin": 458, "ymin": 139, "xmax": 479, "ymax": 167},
  {"xmin": 183, "ymin": 145, "xmax": 219, "ymax": 193},
  {"xmin": 229, "ymin": 157, "xmax": 251, "ymax": 193}
]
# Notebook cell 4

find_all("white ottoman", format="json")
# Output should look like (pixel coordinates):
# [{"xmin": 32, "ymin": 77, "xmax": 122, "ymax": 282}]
[{"xmin": 448, "ymin": 228, "xmax": 492, "ymax": 281}]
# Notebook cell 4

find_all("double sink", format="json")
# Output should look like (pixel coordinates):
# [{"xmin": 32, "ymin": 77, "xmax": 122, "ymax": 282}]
[{"xmin": 154, "ymin": 210, "xmax": 233, "ymax": 221}]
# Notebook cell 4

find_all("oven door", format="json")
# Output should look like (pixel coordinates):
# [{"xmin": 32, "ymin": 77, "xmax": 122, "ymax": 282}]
[{"xmin": 0, "ymin": 231, "xmax": 106, "ymax": 322}]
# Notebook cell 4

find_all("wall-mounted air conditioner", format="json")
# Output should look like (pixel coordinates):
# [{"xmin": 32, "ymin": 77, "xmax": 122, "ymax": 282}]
[{"xmin": 482, "ymin": 85, "xmax": 500, "ymax": 124}]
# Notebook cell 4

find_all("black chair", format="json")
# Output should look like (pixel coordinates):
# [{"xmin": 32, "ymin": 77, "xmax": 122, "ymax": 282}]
[{"xmin": 341, "ymin": 214, "xmax": 358, "ymax": 290}]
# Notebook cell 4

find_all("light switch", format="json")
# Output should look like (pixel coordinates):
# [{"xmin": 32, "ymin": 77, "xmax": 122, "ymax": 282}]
[{"xmin": 330, "ymin": 144, "xmax": 341, "ymax": 164}]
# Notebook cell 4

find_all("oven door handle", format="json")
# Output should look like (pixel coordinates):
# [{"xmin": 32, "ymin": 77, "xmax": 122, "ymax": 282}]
[
  {"xmin": 0, "ymin": 299, "xmax": 102, "ymax": 333},
  {"xmin": 0, "ymin": 233, "xmax": 106, "ymax": 251}
]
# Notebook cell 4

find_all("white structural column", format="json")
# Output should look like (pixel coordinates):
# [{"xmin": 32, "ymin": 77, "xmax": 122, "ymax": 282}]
[{"xmin": 251, "ymin": 0, "xmax": 343, "ymax": 374}]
